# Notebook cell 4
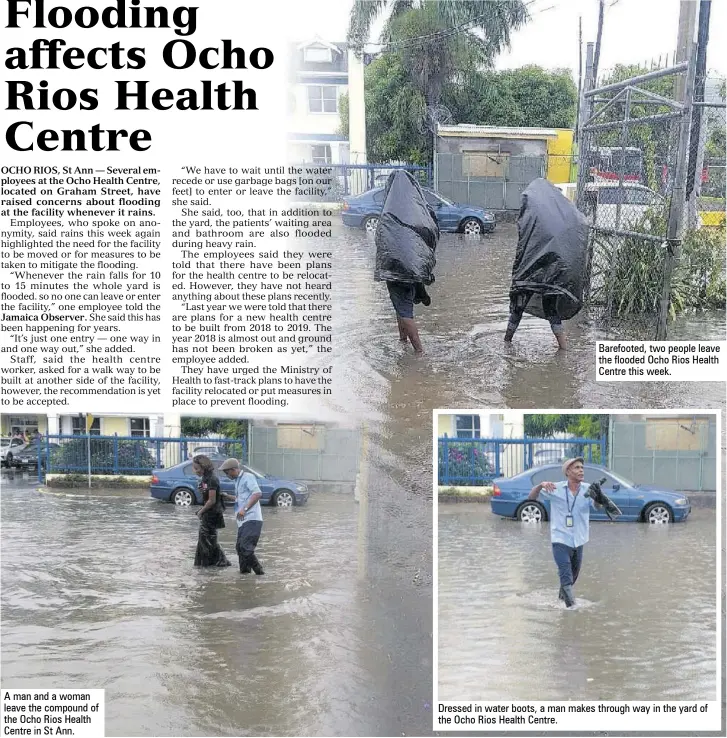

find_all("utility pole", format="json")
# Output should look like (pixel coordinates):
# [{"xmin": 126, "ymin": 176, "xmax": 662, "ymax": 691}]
[
  {"xmin": 575, "ymin": 16, "xmax": 583, "ymax": 141},
  {"xmin": 686, "ymin": 0, "xmax": 711, "ymax": 227},
  {"xmin": 593, "ymin": 0, "xmax": 605, "ymax": 84},
  {"xmin": 674, "ymin": 0, "xmax": 698, "ymax": 101}
]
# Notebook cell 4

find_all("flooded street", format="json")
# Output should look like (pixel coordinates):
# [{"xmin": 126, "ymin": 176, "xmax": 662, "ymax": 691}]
[
  {"xmin": 0, "ymin": 473, "xmax": 428, "ymax": 736},
  {"xmin": 437, "ymin": 504, "xmax": 718, "ymax": 702}
]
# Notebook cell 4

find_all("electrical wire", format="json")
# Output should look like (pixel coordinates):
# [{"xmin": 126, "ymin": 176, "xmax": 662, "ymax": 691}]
[{"xmin": 362, "ymin": 0, "xmax": 558, "ymax": 53}]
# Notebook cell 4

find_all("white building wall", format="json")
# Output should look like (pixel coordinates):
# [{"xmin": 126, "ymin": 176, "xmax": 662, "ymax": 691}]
[{"xmin": 290, "ymin": 84, "xmax": 345, "ymax": 136}]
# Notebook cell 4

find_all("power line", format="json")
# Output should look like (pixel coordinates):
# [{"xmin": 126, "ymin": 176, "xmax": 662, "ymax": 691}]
[{"xmin": 363, "ymin": 1, "xmax": 558, "ymax": 53}]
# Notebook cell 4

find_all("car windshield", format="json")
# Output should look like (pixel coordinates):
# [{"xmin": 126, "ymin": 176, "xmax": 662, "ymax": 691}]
[{"xmin": 425, "ymin": 190, "xmax": 452, "ymax": 207}]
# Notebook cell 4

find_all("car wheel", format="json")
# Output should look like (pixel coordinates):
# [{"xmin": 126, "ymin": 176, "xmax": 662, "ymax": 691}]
[
  {"xmin": 272, "ymin": 489, "xmax": 295, "ymax": 508},
  {"xmin": 460, "ymin": 217, "xmax": 483, "ymax": 236},
  {"xmin": 363, "ymin": 216, "xmax": 379, "ymax": 234},
  {"xmin": 172, "ymin": 487, "xmax": 195, "ymax": 507},
  {"xmin": 643, "ymin": 502, "xmax": 673, "ymax": 524},
  {"xmin": 518, "ymin": 501, "xmax": 545, "ymax": 523}
]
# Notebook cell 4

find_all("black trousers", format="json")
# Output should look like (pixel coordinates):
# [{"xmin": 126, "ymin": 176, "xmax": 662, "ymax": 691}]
[
  {"xmin": 507, "ymin": 293, "xmax": 563, "ymax": 337},
  {"xmin": 236, "ymin": 520, "xmax": 263, "ymax": 573}
]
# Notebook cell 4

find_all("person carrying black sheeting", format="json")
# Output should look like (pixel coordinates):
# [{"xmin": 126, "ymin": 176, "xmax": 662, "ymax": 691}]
[
  {"xmin": 505, "ymin": 178, "xmax": 589, "ymax": 350},
  {"xmin": 374, "ymin": 170, "xmax": 439, "ymax": 355}
]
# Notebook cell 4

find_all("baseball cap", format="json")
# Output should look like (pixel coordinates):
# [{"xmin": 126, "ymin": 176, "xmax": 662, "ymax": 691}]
[
  {"xmin": 562, "ymin": 457, "xmax": 584, "ymax": 476},
  {"xmin": 219, "ymin": 458, "xmax": 240, "ymax": 472}
]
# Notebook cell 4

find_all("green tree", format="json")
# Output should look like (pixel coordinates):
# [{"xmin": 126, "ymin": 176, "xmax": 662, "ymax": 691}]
[
  {"xmin": 339, "ymin": 53, "xmax": 428, "ymax": 163},
  {"xmin": 348, "ymin": 0, "xmax": 528, "ymax": 156},
  {"xmin": 180, "ymin": 417, "xmax": 248, "ymax": 440},
  {"xmin": 443, "ymin": 66, "xmax": 577, "ymax": 128},
  {"xmin": 524, "ymin": 415, "xmax": 608, "ymax": 440},
  {"xmin": 341, "ymin": 62, "xmax": 577, "ymax": 164}
]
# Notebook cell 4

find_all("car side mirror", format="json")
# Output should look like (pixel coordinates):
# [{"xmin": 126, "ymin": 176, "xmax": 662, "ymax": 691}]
[{"xmin": 612, "ymin": 483, "xmax": 620, "ymax": 491}]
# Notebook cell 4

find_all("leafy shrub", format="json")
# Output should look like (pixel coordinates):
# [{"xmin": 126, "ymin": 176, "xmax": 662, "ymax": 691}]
[
  {"xmin": 438, "ymin": 441, "xmax": 494, "ymax": 486},
  {"xmin": 52, "ymin": 439, "xmax": 156, "ymax": 474}
]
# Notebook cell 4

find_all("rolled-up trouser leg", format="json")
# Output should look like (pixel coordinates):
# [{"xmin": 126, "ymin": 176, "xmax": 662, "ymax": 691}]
[
  {"xmin": 505, "ymin": 294, "xmax": 529, "ymax": 341},
  {"xmin": 236, "ymin": 520, "xmax": 264, "ymax": 574},
  {"xmin": 542, "ymin": 294, "xmax": 563, "ymax": 336}
]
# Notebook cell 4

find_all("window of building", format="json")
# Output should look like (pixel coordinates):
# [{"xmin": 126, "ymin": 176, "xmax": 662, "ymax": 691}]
[
  {"xmin": 304, "ymin": 46, "xmax": 332, "ymax": 63},
  {"xmin": 71, "ymin": 416, "xmax": 101, "ymax": 435},
  {"xmin": 463, "ymin": 151, "xmax": 509, "ymax": 178},
  {"xmin": 307, "ymin": 85, "xmax": 338, "ymax": 113},
  {"xmin": 130, "ymin": 417, "xmax": 151, "ymax": 437},
  {"xmin": 311, "ymin": 144, "xmax": 332, "ymax": 164},
  {"xmin": 455, "ymin": 415, "xmax": 481, "ymax": 439}
]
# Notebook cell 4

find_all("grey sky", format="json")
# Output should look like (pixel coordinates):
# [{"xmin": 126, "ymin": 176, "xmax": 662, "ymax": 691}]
[{"xmin": 287, "ymin": 0, "xmax": 725, "ymax": 79}]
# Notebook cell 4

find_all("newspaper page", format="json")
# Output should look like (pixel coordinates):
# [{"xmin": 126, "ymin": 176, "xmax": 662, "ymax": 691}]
[{"xmin": 0, "ymin": 0, "xmax": 724, "ymax": 737}]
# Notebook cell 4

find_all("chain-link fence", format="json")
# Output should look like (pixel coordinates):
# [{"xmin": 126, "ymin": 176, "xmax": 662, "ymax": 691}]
[{"xmin": 576, "ymin": 63, "xmax": 725, "ymax": 337}]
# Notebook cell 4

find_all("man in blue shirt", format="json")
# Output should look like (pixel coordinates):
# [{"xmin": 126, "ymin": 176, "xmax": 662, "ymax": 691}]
[
  {"xmin": 220, "ymin": 458, "xmax": 264, "ymax": 575},
  {"xmin": 528, "ymin": 457, "xmax": 601, "ymax": 607}
]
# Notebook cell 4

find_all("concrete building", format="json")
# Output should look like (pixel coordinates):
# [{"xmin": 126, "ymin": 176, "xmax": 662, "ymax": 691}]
[
  {"xmin": 1, "ymin": 412, "xmax": 165, "ymax": 438},
  {"xmin": 434, "ymin": 124, "xmax": 574, "ymax": 210},
  {"xmin": 287, "ymin": 37, "xmax": 367, "ymax": 165}
]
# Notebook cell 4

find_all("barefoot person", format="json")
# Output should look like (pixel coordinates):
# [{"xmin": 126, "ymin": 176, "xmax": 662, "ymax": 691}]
[
  {"xmin": 505, "ymin": 178, "xmax": 588, "ymax": 350},
  {"xmin": 220, "ymin": 458, "xmax": 265, "ymax": 575},
  {"xmin": 527, "ymin": 457, "xmax": 601, "ymax": 607},
  {"xmin": 375, "ymin": 170, "xmax": 439, "ymax": 355},
  {"xmin": 192, "ymin": 455, "xmax": 231, "ymax": 568}
]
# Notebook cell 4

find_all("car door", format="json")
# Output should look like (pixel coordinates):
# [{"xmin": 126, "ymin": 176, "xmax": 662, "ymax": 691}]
[
  {"xmin": 243, "ymin": 466, "xmax": 275, "ymax": 503},
  {"xmin": 424, "ymin": 190, "xmax": 457, "ymax": 231},
  {"xmin": 582, "ymin": 467, "xmax": 632, "ymax": 520}
]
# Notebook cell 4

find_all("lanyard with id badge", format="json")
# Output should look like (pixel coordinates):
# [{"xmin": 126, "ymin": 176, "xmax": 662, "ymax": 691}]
[{"xmin": 565, "ymin": 486, "xmax": 579, "ymax": 528}]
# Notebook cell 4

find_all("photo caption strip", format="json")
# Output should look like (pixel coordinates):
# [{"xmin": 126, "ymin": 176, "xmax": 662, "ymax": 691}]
[
  {"xmin": 435, "ymin": 700, "xmax": 720, "ymax": 731},
  {"xmin": 1, "ymin": 690, "xmax": 104, "ymax": 738},
  {"xmin": 596, "ymin": 341, "xmax": 726, "ymax": 381}
]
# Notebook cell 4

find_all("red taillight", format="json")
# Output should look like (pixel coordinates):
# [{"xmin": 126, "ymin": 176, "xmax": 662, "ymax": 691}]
[
  {"xmin": 492, "ymin": 484, "xmax": 501, "ymax": 497},
  {"xmin": 151, "ymin": 475, "xmax": 159, "ymax": 484},
  {"xmin": 342, "ymin": 201, "xmax": 350, "ymax": 210}
]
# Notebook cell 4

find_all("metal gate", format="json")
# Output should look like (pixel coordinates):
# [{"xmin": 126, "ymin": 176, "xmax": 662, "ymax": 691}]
[{"xmin": 576, "ymin": 60, "xmax": 695, "ymax": 338}]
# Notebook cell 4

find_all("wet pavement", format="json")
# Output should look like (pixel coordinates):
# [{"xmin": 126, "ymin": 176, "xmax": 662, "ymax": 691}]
[
  {"xmin": 0, "ymin": 472, "xmax": 428, "ymax": 736},
  {"xmin": 437, "ymin": 504, "xmax": 718, "ymax": 702}
]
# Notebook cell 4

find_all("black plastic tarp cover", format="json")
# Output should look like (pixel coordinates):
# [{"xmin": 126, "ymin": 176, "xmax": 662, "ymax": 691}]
[
  {"xmin": 510, "ymin": 178, "xmax": 589, "ymax": 320},
  {"xmin": 374, "ymin": 170, "xmax": 439, "ymax": 284}
]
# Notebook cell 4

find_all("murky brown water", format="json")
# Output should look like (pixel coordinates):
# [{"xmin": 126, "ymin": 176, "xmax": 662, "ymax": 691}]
[
  {"xmin": 327, "ymin": 222, "xmax": 725, "ymax": 417},
  {"xmin": 438, "ymin": 504, "xmax": 717, "ymax": 702},
  {"xmin": 0, "ymin": 473, "xmax": 431, "ymax": 736}
]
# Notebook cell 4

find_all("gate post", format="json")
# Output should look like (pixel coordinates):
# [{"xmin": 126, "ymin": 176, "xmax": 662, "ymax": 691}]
[{"xmin": 656, "ymin": 42, "xmax": 698, "ymax": 339}]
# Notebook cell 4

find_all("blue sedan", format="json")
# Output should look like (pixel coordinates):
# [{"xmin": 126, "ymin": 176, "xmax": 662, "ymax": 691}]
[
  {"xmin": 341, "ymin": 187, "xmax": 496, "ymax": 235},
  {"xmin": 150, "ymin": 459, "xmax": 309, "ymax": 508},
  {"xmin": 490, "ymin": 463, "xmax": 691, "ymax": 524}
]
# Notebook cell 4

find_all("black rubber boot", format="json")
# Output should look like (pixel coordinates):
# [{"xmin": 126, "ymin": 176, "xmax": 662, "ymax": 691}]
[
  {"xmin": 558, "ymin": 587, "xmax": 565, "ymax": 601},
  {"xmin": 561, "ymin": 584, "xmax": 576, "ymax": 608}
]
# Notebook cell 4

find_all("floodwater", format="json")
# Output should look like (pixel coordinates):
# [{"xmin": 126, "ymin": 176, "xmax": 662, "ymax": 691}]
[
  {"xmin": 437, "ymin": 505, "xmax": 718, "ymax": 702},
  {"xmin": 0, "ymin": 473, "xmax": 428, "ymax": 736},
  {"xmin": 326, "ymin": 223, "xmax": 726, "ymax": 417}
]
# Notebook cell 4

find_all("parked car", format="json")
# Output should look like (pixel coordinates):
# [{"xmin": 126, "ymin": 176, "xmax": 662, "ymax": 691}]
[
  {"xmin": 150, "ymin": 459, "xmax": 309, "ymax": 508},
  {"xmin": 1, "ymin": 437, "xmax": 30, "ymax": 468},
  {"xmin": 584, "ymin": 182, "xmax": 665, "ymax": 230},
  {"xmin": 187, "ymin": 444, "xmax": 225, "ymax": 461},
  {"xmin": 490, "ymin": 463, "xmax": 690, "ymax": 524},
  {"xmin": 8, "ymin": 441, "xmax": 61, "ymax": 469},
  {"xmin": 341, "ymin": 186, "xmax": 496, "ymax": 235}
]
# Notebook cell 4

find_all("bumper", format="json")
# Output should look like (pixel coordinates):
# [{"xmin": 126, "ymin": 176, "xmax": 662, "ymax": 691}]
[
  {"xmin": 483, "ymin": 222, "xmax": 496, "ymax": 232},
  {"xmin": 341, "ymin": 213, "xmax": 364, "ymax": 228},
  {"xmin": 150, "ymin": 486, "xmax": 172, "ymax": 501},
  {"xmin": 489, "ymin": 499, "xmax": 517, "ymax": 518},
  {"xmin": 674, "ymin": 505, "xmax": 691, "ymax": 521},
  {"xmin": 294, "ymin": 491, "xmax": 310, "ymax": 505}
]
